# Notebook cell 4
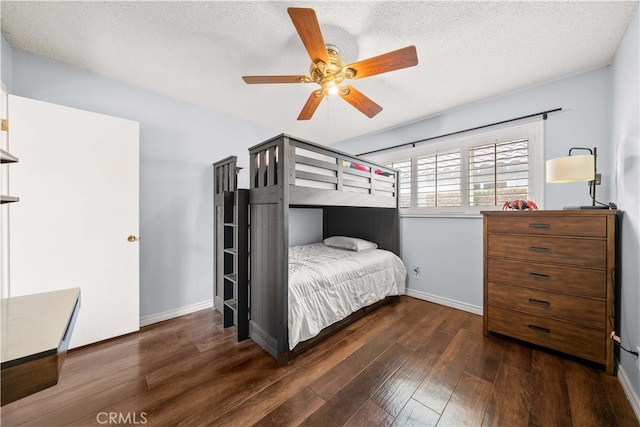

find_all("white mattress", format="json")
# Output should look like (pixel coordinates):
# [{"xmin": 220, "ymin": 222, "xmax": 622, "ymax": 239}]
[{"xmin": 288, "ymin": 243, "xmax": 407, "ymax": 350}]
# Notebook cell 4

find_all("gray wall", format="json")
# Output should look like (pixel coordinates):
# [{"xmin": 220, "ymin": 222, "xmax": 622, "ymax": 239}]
[
  {"xmin": 612, "ymin": 6, "xmax": 640, "ymax": 406},
  {"xmin": 289, "ymin": 208, "xmax": 323, "ymax": 247},
  {"xmin": 6, "ymin": 46, "xmax": 277, "ymax": 320}
]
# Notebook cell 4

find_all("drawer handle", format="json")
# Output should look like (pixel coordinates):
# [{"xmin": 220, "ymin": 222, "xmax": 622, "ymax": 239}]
[
  {"xmin": 529, "ymin": 246, "xmax": 550, "ymax": 253},
  {"xmin": 528, "ymin": 324, "xmax": 551, "ymax": 334},
  {"xmin": 528, "ymin": 272, "xmax": 550, "ymax": 280},
  {"xmin": 529, "ymin": 223, "xmax": 551, "ymax": 229},
  {"xmin": 528, "ymin": 298, "xmax": 551, "ymax": 307}
]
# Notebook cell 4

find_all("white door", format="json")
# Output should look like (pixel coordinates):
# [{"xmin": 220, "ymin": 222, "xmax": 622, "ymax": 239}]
[
  {"xmin": 8, "ymin": 95, "xmax": 140, "ymax": 348},
  {"xmin": 1, "ymin": 89, "xmax": 9, "ymax": 298}
]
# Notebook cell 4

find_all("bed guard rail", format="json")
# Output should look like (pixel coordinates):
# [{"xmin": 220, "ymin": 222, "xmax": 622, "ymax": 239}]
[{"xmin": 249, "ymin": 134, "xmax": 398, "ymax": 206}]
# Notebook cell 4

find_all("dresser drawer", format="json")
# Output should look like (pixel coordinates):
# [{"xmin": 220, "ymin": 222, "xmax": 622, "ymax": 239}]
[
  {"xmin": 486, "ymin": 215, "xmax": 607, "ymax": 238},
  {"xmin": 487, "ymin": 282, "xmax": 605, "ymax": 329},
  {"xmin": 487, "ymin": 234, "xmax": 607, "ymax": 268},
  {"xmin": 487, "ymin": 258, "xmax": 606, "ymax": 298},
  {"xmin": 487, "ymin": 306, "xmax": 605, "ymax": 363}
]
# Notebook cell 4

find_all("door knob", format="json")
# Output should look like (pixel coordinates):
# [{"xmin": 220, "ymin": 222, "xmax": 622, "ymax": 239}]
[{"xmin": 127, "ymin": 235, "xmax": 139, "ymax": 242}]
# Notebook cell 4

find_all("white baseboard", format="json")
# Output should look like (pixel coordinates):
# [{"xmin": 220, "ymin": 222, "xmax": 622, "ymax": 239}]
[
  {"xmin": 618, "ymin": 365, "xmax": 640, "ymax": 422},
  {"xmin": 139, "ymin": 299, "xmax": 213, "ymax": 327},
  {"xmin": 404, "ymin": 288, "xmax": 483, "ymax": 316}
]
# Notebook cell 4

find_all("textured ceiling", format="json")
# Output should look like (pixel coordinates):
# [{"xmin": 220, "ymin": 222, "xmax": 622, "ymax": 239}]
[{"xmin": 1, "ymin": 1, "xmax": 638, "ymax": 145}]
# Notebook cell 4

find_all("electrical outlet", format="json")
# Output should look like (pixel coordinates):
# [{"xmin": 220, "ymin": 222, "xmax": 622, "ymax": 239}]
[{"xmin": 413, "ymin": 267, "xmax": 421, "ymax": 279}]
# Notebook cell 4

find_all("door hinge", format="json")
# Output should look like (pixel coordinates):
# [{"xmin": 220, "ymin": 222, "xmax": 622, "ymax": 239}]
[{"xmin": 1, "ymin": 119, "xmax": 7, "ymax": 132}]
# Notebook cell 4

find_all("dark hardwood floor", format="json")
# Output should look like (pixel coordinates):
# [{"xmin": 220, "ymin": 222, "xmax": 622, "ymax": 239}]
[{"xmin": 1, "ymin": 296, "xmax": 638, "ymax": 426}]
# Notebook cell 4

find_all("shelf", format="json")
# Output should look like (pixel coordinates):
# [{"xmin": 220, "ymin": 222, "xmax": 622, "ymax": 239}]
[
  {"xmin": 0, "ymin": 196, "xmax": 19, "ymax": 204},
  {"xmin": 1, "ymin": 150, "xmax": 19, "ymax": 206},
  {"xmin": 223, "ymin": 299, "xmax": 237, "ymax": 312},
  {"xmin": 0, "ymin": 149, "xmax": 18, "ymax": 164},
  {"xmin": 214, "ymin": 172, "xmax": 248, "ymax": 339}
]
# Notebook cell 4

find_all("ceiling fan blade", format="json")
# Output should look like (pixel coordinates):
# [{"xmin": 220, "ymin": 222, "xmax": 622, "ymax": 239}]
[
  {"xmin": 347, "ymin": 46, "xmax": 418, "ymax": 80},
  {"xmin": 288, "ymin": 8, "xmax": 330, "ymax": 65},
  {"xmin": 339, "ymin": 85, "xmax": 383, "ymax": 118},
  {"xmin": 242, "ymin": 75, "xmax": 309, "ymax": 84},
  {"xmin": 298, "ymin": 91, "xmax": 323, "ymax": 120}
]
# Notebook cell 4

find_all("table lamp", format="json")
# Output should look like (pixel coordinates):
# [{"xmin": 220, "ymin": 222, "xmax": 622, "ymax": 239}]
[{"xmin": 546, "ymin": 147, "xmax": 610, "ymax": 209}]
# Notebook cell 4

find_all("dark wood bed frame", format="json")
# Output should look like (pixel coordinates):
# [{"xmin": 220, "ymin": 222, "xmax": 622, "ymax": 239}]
[{"xmin": 216, "ymin": 134, "xmax": 401, "ymax": 364}]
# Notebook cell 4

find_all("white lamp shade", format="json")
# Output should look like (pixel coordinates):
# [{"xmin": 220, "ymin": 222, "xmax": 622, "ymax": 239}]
[{"xmin": 546, "ymin": 154, "xmax": 595, "ymax": 183}]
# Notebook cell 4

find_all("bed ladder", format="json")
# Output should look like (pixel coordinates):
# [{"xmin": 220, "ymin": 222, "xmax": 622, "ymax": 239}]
[{"xmin": 213, "ymin": 156, "xmax": 249, "ymax": 341}]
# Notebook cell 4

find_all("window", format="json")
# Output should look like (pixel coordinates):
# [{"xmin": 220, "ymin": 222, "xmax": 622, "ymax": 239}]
[{"xmin": 367, "ymin": 120, "xmax": 543, "ymax": 215}]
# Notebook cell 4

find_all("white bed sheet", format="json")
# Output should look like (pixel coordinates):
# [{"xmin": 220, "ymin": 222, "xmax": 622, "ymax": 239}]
[{"xmin": 288, "ymin": 243, "xmax": 407, "ymax": 350}]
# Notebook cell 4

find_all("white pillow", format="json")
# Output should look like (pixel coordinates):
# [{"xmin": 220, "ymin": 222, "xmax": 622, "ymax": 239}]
[{"xmin": 323, "ymin": 236, "xmax": 378, "ymax": 252}]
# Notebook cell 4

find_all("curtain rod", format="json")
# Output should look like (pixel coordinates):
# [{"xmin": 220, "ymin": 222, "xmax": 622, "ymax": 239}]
[{"xmin": 357, "ymin": 107, "xmax": 562, "ymax": 157}]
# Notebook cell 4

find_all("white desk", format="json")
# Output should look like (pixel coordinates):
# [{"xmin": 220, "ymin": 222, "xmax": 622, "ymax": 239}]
[{"xmin": 1, "ymin": 288, "xmax": 80, "ymax": 406}]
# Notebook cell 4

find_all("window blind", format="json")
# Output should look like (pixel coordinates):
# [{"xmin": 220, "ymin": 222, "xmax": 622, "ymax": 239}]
[
  {"xmin": 417, "ymin": 151, "xmax": 461, "ymax": 207},
  {"xmin": 469, "ymin": 138, "xmax": 529, "ymax": 206},
  {"xmin": 388, "ymin": 159, "xmax": 411, "ymax": 208}
]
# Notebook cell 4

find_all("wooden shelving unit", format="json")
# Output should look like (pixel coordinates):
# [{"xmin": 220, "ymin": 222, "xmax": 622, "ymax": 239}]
[
  {"xmin": 221, "ymin": 189, "xmax": 249, "ymax": 335},
  {"xmin": 1, "ymin": 148, "xmax": 19, "ymax": 204}
]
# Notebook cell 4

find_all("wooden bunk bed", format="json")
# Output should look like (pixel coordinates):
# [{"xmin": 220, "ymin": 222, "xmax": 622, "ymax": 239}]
[
  {"xmin": 249, "ymin": 135, "xmax": 400, "ymax": 364},
  {"xmin": 246, "ymin": 134, "xmax": 403, "ymax": 364}
]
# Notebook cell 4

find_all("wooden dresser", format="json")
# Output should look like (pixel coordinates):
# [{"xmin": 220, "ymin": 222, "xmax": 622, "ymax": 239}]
[{"xmin": 482, "ymin": 210, "xmax": 617, "ymax": 374}]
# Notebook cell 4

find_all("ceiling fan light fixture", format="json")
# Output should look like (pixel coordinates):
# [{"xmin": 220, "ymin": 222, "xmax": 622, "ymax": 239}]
[
  {"xmin": 242, "ymin": 7, "xmax": 419, "ymax": 120},
  {"xmin": 309, "ymin": 46, "xmax": 348, "ymax": 89},
  {"xmin": 325, "ymin": 81, "xmax": 339, "ymax": 96}
]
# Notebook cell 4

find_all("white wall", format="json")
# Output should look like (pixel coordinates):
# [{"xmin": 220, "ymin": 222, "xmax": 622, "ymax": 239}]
[
  {"xmin": 6, "ymin": 46, "xmax": 278, "ymax": 320},
  {"xmin": 334, "ymin": 67, "xmax": 613, "ymax": 310},
  {"xmin": 611, "ymin": 6, "xmax": 640, "ymax": 411}
]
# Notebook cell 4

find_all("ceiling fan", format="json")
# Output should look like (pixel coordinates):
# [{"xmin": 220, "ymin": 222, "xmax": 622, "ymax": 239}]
[{"xmin": 242, "ymin": 7, "xmax": 419, "ymax": 120}]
